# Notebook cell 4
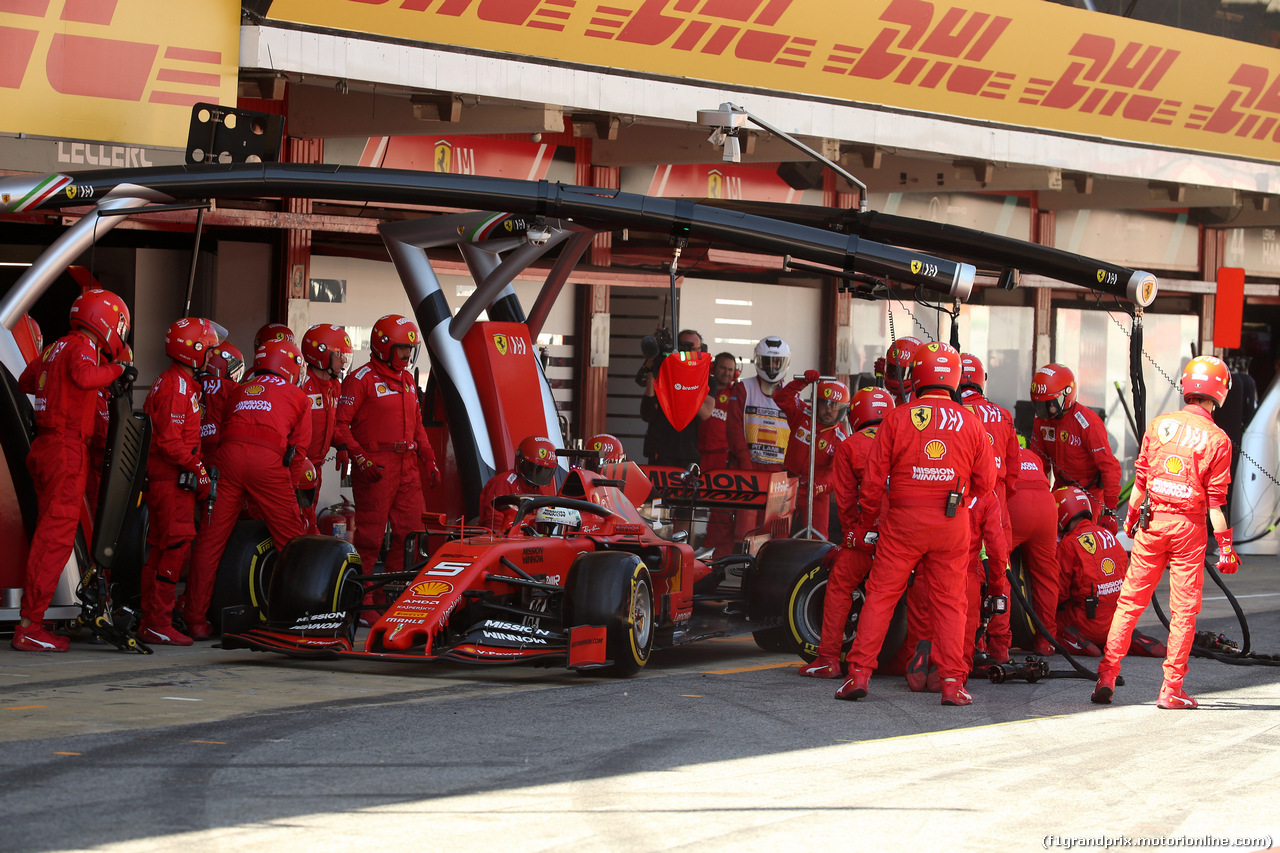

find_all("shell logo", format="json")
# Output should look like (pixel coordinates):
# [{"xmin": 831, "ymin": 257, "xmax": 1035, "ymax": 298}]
[
  {"xmin": 1101, "ymin": 558, "xmax": 1117, "ymax": 576},
  {"xmin": 924, "ymin": 439, "xmax": 947, "ymax": 460},
  {"xmin": 37, "ymin": 372, "xmax": 46, "ymax": 390},
  {"xmin": 410, "ymin": 580, "xmax": 453, "ymax": 597},
  {"xmin": 1165, "ymin": 456, "xmax": 1184, "ymax": 475},
  {"xmin": 376, "ymin": 384, "xmax": 388, "ymax": 394},
  {"xmin": 244, "ymin": 384, "xmax": 265, "ymax": 396}
]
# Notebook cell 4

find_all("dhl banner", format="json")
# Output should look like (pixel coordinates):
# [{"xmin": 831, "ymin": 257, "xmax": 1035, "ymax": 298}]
[
  {"xmin": 0, "ymin": 0, "xmax": 240, "ymax": 149},
  {"xmin": 269, "ymin": 0, "xmax": 1280, "ymax": 164}
]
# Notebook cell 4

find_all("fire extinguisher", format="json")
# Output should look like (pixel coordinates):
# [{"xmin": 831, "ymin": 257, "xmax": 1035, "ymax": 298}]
[{"xmin": 317, "ymin": 496, "xmax": 356, "ymax": 542}]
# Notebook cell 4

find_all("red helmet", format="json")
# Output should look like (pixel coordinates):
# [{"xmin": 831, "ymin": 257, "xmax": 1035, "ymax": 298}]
[
  {"xmin": 910, "ymin": 342, "xmax": 961, "ymax": 396},
  {"xmin": 1181, "ymin": 355, "xmax": 1231, "ymax": 406},
  {"xmin": 370, "ymin": 314, "xmax": 421, "ymax": 370},
  {"xmin": 814, "ymin": 379, "xmax": 850, "ymax": 426},
  {"xmin": 294, "ymin": 458, "xmax": 319, "ymax": 508},
  {"xmin": 302, "ymin": 324, "xmax": 354, "ymax": 378},
  {"xmin": 585, "ymin": 433, "xmax": 626, "ymax": 472},
  {"xmin": 253, "ymin": 323, "xmax": 294, "ymax": 350},
  {"xmin": 26, "ymin": 316, "xmax": 43, "ymax": 355},
  {"xmin": 1031, "ymin": 363, "xmax": 1076, "ymax": 420},
  {"xmin": 883, "ymin": 337, "xmax": 921, "ymax": 396},
  {"xmin": 69, "ymin": 288, "xmax": 130, "ymax": 353},
  {"xmin": 205, "ymin": 342, "xmax": 246, "ymax": 382},
  {"xmin": 253, "ymin": 339, "xmax": 305, "ymax": 385},
  {"xmin": 959, "ymin": 352, "xmax": 986, "ymax": 394},
  {"xmin": 516, "ymin": 435, "xmax": 558, "ymax": 488},
  {"xmin": 164, "ymin": 318, "xmax": 220, "ymax": 369},
  {"xmin": 1054, "ymin": 486, "xmax": 1093, "ymax": 534},
  {"xmin": 849, "ymin": 387, "xmax": 895, "ymax": 430}
]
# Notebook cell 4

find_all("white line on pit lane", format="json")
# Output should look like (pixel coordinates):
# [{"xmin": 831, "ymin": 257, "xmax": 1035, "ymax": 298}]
[{"xmin": 1204, "ymin": 592, "xmax": 1280, "ymax": 601}]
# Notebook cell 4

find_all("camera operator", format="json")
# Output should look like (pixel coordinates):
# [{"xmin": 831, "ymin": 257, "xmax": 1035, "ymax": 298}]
[{"xmin": 639, "ymin": 328, "xmax": 708, "ymax": 468}]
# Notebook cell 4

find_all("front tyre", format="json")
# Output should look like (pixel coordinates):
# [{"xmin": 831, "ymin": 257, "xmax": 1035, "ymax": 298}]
[
  {"xmin": 266, "ymin": 535, "xmax": 363, "ymax": 643},
  {"xmin": 564, "ymin": 552, "xmax": 654, "ymax": 677}
]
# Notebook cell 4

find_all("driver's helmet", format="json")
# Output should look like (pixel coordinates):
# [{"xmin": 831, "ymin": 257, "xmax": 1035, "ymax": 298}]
[
  {"xmin": 533, "ymin": 505, "xmax": 581, "ymax": 537},
  {"xmin": 516, "ymin": 435, "xmax": 558, "ymax": 488},
  {"xmin": 753, "ymin": 336, "xmax": 791, "ymax": 384}
]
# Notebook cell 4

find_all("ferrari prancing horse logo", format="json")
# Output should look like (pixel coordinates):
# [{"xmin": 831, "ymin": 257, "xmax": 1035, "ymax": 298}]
[
  {"xmin": 493, "ymin": 333, "xmax": 508, "ymax": 355},
  {"xmin": 1078, "ymin": 532, "xmax": 1097, "ymax": 555},
  {"xmin": 1156, "ymin": 419, "xmax": 1179, "ymax": 444},
  {"xmin": 910, "ymin": 405, "xmax": 931, "ymax": 431}
]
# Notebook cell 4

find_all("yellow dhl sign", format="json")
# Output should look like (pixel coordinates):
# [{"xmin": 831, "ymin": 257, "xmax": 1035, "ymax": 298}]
[{"xmin": 270, "ymin": 0, "xmax": 1280, "ymax": 163}]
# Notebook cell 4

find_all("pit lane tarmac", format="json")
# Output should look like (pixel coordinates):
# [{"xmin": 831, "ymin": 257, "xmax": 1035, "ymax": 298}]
[{"xmin": 3, "ymin": 566, "xmax": 1280, "ymax": 853}]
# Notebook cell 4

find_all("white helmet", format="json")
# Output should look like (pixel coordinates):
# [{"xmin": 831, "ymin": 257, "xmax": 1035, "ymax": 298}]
[{"xmin": 754, "ymin": 337, "xmax": 791, "ymax": 384}]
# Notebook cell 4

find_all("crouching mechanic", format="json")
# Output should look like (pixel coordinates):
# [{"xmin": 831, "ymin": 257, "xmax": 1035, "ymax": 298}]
[
  {"xmin": 479, "ymin": 436, "xmax": 559, "ymax": 531},
  {"xmin": 775, "ymin": 370, "xmax": 851, "ymax": 539},
  {"xmin": 1054, "ymin": 486, "xmax": 1165, "ymax": 658},
  {"xmin": 333, "ymin": 315, "xmax": 439, "ymax": 584},
  {"xmin": 798, "ymin": 386, "xmax": 894, "ymax": 678},
  {"xmin": 12, "ymin": 289, "xmax": 133, "ymax": 652},
  {"xmin": 836, "ymin": 343, "xmax": 995, "ymax": 706},
  {"xmin": 138, "ymin": 318, "xmax": 219, "ymax": 645},
  {"xmin": 1092, "ymin": 356, "xmax": 1237, "ymax": 709},
  {"xmin": 183, "ymin": 340, "xmax": 312, "ymax": 631}
]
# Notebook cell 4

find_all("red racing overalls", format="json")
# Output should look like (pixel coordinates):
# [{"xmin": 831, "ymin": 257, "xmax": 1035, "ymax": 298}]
[
  {"xmin": 1058, "ymin": 520, "xmax": 1128, "ymax": 647},
  {"xmin": 775, "ymin": 376, "xmax": 849, "ymax": 539},
  {"xmin": 821, "ymin": 424, "xmax": 880, "ymax": 661},
  {"xmin": 1031, "ymin": 401, "xmax": 1122, "ymax": 520},
  {"xmin": 1009, "ymin": 448, "xmax": 1062, "ymax": 644},
  {"xmin": 301, "ymin": 369, "xmax": 341, "ymax": 530}
]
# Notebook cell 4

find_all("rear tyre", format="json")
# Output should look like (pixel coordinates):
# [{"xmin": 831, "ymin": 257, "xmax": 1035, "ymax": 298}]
[
  {"xmin": 266, "ymin": 535, "xmax": 363, "ymax": 643},
  {"xmin": 748, "ymin": 538, "xmax": 833, "ymax": 655},
  {"xmin": 564, "ymin": 552, "xmax": 654, "ymax": 677},
  {"xmin": 1006, "ymin": 550, "xmax": 1037, "ymax": 651},
  {"xmin": 208, "ymin": 520, "xmax": 276, "ymax": 632}
]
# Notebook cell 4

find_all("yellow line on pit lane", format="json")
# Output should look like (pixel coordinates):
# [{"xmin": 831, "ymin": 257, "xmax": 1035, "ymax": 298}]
[
  {"xmin": 703, "ymin": 661, "xmax": 797, "ymax": 675},
  {"xmin": 5, "ymin": 705, "xmax": 47, "ymax": 710},
  {"xmin": 835, "ymin": 714, "xmax": 1071, "ymax": 744}
]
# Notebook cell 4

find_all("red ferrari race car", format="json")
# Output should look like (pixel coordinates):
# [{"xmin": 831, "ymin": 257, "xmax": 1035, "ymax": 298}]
[{"xmin": 222, "ymin": 458, "xmax": 839, "ymax": 675}]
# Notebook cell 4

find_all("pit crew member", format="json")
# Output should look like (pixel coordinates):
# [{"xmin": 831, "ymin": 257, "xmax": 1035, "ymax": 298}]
[
  {"xmin": 183, "ymin": 340, "xmax": 311, "ymax": 632},
  {"xmin": 1030, "ymin": 363, "xmax": 1122, "ymax": 534},
  {"xmin": 698, "ymin": 352, "xmax": 739, "ymax": 557},
  {"xmin": 198, "ymin": 341, "xmax": 245, "ymax": 461},
  {"xmin": 835, "ymin": 343, "xmax": 995, "ymax": 706},
  {"xmin": 12, "ymin": 289, "xmax": 132, "ymax": 652},
  {"xmin": 1093, "ymin": 356, "xmax": 1236, "ymax": 710},
  {"xmin": 774, "ymin": 370, "xmax": 850, "ymax": 538},
  {"xmin": 1008, "ymin": 443, "xmax": 1063, "ymax": 657},
  {"xmin": 300, "ymin": 324, "xmax": 352, "ymax": 529},
  {"xmin": 798, "ymin": 386, "xmax": 893, "ymax": 678}
]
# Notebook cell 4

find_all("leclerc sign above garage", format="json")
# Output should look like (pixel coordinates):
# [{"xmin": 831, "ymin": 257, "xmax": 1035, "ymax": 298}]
[{"xmin": 269, "ymin": 0, "xmax": 1280, "ymax": 164}]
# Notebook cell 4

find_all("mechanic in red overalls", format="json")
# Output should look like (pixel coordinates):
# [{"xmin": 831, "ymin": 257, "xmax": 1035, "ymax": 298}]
[
  {"xmin": 958, "ymin": 354, "xmax": 1016, "ymax": 666},
  {"xmin": 1054, "ymin": 486, "xmax": 1166, "ymax": 659},
  {"xmin": 1029, "ymin": 363, "xmax": 1122, "ymax": 534},
  {"xmin": 835, "ymin": 343, "xmax": 995, "ymax": 706},
  {"xmin": 138, "ymin": 319, "xmax": 219, "ymax": 644},
  {"xmin": 1093, "ymin": 356, "xmax": 1237, "ymax": 710},
  {"xmin": 300, "ymin": 324, "xmax": 352, "ymax": 530},
  {"xmin": 183, "ymin": 340, "xmax": 312, "ymax": 631},
  {"xmin": 479, "ymin": 435, "xmax": 559, "ymax": 531},
  {"xmin": 333, "ymin": 315, "xmax": 439, "ymax": 580},
  {"xmin": 698, "ymin": 352, "xmax": 739, "ymax": 557},
  {"xmin": 199, "ymin": 341, "xmax": 245, "ymax": 461},
  {"xmin": 13, "ymin": 289, "xmax": 132, "ymax": 652},
  {"xmin": 798, "ymin": 386, "xmax": 894, "ymax": 678},
  {"xmin": 775, "ymin": 371, "xmax": 850, "ymax": 539},
  {"xmin": 1008, "ymin": 444, "xmax": 1064, "ymax": 657},
  {"xmin": 726, "ymin": 337, "xmax": 791, "ymax": 542}
]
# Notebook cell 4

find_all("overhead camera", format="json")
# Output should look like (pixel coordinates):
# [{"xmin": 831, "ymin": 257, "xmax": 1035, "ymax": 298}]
[
  {"xmin": 525, "ymin": 221, "xmax": 553, "ymax": 246},
  {"xmin": 707, "ymin": 127, "xmax": 741, "ymax": 163}
]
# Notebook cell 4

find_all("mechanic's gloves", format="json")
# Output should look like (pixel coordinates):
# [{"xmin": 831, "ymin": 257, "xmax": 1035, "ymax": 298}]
[
  {"xmin": 335, "ymin": 448, "xmax": 350, "ymax": 476},
  {"xmin": 873, "ymin": 357, "xmax": 885, "ymax": 380},
  {"xmin": 419, "ymin": 452, "xmax": 441, "ymax": 489},
  {"xmin": 351, "ymin": 453, "xmax": 382, "ymax": 484},
  {"xmin": 804, "ymin": 369, "xmax": 820, "ymax": 384},
  {"xmin": 1099, "ymin": 508, "xmax": 1119, "ymax": 536},
  {"xmin": 119, "ymin": 364, "xmax": 139, "ymax": 384},
  {"xmin": 193, "ymin": 464, "xmax": 212, "ymax": 502},
  {"xmin": 1124, "ymin": 503, "xmax": 1141, "ymax": 537},
  {"xmin": 1215, "ymin": 528, "xmax": 1242, "ymax": 574},
  {"xmin": 848, "ymin": 523, "xmax": 878, "ymax": 552},
  {"xmin": 108, "ymin": 364, "xmax": 139, "ymax": 398}
]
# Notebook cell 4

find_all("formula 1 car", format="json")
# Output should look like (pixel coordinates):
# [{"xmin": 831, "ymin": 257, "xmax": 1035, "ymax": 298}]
[{"xmin": 221, "ymin": 459, "xmax": 842, "ymax": 674}]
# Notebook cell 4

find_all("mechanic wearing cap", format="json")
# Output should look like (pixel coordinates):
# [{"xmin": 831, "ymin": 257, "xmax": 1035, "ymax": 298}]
[
  {"xmin": 479, "ymin": 435, "xmax": 559, "ymax": 531},
  {"xmin": 300, "ymin": 324, "xmax": 353, "ymax": 531},
  {"xmin": 699, "ymin": 352, "xmax": 740, "ymax": 557},
  {"xmin": 334, "ymin": 315, "xmax": 439, "ymax": 580},
  {"xmin": 1029, "ymin": 363, "xmax": 1123, "ymax": 534},
  {"xmin": 138, "ymin": 318, "xmax": 219, "ymax": 645},
  {"xmin": 774, "ymin": 369, "xmax": 851, "ymax": 539},
  {"xmin": 726, "ymin": 336, "xmax": 792, "ymax": 542},
  {"xmin": 1054, "ymin": 486, "xmax": 1166, "ymax": 659},
  {"xmin": 836, "ymin": 342, "xmax": 995, "ymax": 706},
  {"xmin": 183, "ymin": 340, "xmax": 312, "ymax": 632},
  {"xmin": 798, "ymin": 386, "xmax": 894, "ymax": 678},
  {"xmin": 12, "ymin": 289, "xmax": 133, "ymax": 652},
  {"xmin": 640, "ymin": 329, "xmax": 707, "ymax": 468},
  {"xmin": 1008, "ymin": 442, "xmax": 1063, "ymax": 657},
  {"xmin": 1093, "ymin": 355, "xmax": 1238, "ymax": 710}
]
